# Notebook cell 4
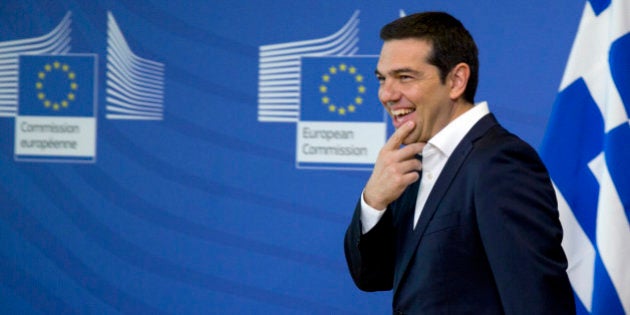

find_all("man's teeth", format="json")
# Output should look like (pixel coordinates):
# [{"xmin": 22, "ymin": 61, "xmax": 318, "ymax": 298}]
[{"xmin": 392, "ymin": 109, "xmax": 414, "ymax": 117}]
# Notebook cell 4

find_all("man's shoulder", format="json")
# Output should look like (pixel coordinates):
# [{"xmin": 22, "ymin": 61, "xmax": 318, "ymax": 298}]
[
  {"xmin": 466, "ymin": 115, "xmax": 534, "ymax": 153},
  {"xmin": 480, "ymin": 123, "xmax": 535, "ymax": 151},
  {"xmin": 468, "ymin": 122, "xmax": 546, "ymax": 174}
]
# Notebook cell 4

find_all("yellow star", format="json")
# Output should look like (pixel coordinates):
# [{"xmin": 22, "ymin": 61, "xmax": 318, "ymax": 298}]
[
  {"xmin": 358, "ymin": 85, "xmax": 366, "ymax": 93},
  {"xmin": 62, "ymin": 100, "xmax": 68, "ymax": 107},
  {"xmin": 45, "ymin": 64, "xmax": 51, "ymax": 72},
  {"xmin": 339, "ymin": 63, "xmax": 347, "ymax": 71},
  {"xmin": 329, "ymin": 66, "xmax": 337, "ymax": 74},
  {"xmin": 322, "ymin": 96, "xmax": 330, "ymax": 104},
  {"xmin": 71, "ymin": 82, "xmax": 78, "ymax": 90},
  {"xmin": 322, "ymin": 74, "xmax": 330, "ymax": 82},
  {"xmin": 338, "ymin": 108, "xmax": 346, "ymax": 115},
  {"xmin": 53, "ymin": 61, "xmax": 60, "ymax": 69},
  {"xmin": 62, "ymin": 64, "xmax": 69, "ymax": 71},
  {"xmin": 319, "ymin": 85, "xmax": 327, "ymax": 93},
  {"xmin": 68, "ymin": 93, "xmax": 75, "ymax": 101},
  {"xmin": 348, "ymin": 105, "xmax": 356, "ymax": 112},
  {"xmin": 38, "ymin": 72, "xmax": 46, "ymax": 79},
  {"xmin": 36, "ymin": 82, "xmax": 43, "ymax": 89},
  {"xmin": 53, "ymin": 103, "xmax": 60, "ymax": 110},
  {"xmin": 355, "ymin": 97, "xmax": 363, "ymax": 104},
  {"xmin": 38, "ymin": 93, "xmax": 45, "ymax": 100},
  {"xmin": 328, "ymin": 104, "xmax": 336, "ymax": 112},
  {"xmin": 68, "ymin": 72, "xmax": 75, "ymax": 80},
  {"xmin": 355, "ymin": 74, "xmax": 363, "ymax": 82},
  {"xmin": 349, "ymin": 66, "xmax": 356, "ymax": 74}
]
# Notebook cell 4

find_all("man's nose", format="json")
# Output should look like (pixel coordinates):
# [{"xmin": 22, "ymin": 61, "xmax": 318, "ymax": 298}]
[{"xmin": 379, "ymin": 80, "xmax": 400, "ymax": 105}]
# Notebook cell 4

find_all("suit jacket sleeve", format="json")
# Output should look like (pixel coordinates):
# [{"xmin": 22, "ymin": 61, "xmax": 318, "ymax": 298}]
[
  {"xmin": 344, "ymin": 200, "xmax": 396, "ymax": 292},
  {"xmin": 474, "ymin": 138, "xmax": 575, "ymax": 314}
]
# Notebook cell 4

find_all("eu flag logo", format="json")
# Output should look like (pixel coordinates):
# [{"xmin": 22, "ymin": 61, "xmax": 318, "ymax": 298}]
[
  {"xmin": 300, "ymin": 56, "xmax": 383, "ymax": 122},
  {"xmin": 19, "ymin": 55, "xmax": 96, "ymax": 117}
]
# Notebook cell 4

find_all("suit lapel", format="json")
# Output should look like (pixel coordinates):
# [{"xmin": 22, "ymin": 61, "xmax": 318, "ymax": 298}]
[
  {"xmin": 393, "ymin": 114, "xmax": 498, "ymax": 293},
  {"xmin": 395, "ymin": 178, "xmax": 421, "ymax": 242}
]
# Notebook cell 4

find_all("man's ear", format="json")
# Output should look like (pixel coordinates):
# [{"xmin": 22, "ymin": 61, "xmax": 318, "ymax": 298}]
[{"xmin": 448, "ymin": 63, "xmax": 470, "ymax": 100}]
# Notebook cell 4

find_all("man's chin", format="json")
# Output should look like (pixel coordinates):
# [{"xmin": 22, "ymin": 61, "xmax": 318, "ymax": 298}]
[
  {"xmin": 402, "ymin": 134, "xmax": 429, "ymax": 145},
  {"xmin": 402, "ymin": 136, "xmax": 419, "ymax": 145}
]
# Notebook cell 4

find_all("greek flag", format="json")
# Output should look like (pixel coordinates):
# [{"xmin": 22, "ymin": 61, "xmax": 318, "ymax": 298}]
[{"xmin": 540, "ymin": 0, "xmax": 630, "ymax": 314}]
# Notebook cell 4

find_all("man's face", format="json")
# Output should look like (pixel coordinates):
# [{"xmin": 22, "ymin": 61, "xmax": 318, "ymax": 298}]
[{"xmin": 376, "ymin": 38, "xmax": 454, "ymax": 144}]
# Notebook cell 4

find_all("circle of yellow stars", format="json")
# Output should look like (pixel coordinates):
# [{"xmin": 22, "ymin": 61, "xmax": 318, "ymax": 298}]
[
  {"xmin": 35, "ymin": 61, "xmax": 78, "ymax": 111},
  {"xmin": 319, "ymin": 63, "xmax": 366, "ymax": 116}
]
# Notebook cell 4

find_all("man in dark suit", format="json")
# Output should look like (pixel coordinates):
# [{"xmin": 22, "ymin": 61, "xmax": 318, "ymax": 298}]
[{"xmin": 344, "ymin": 12, "xmax": 575, "ymax": 314}]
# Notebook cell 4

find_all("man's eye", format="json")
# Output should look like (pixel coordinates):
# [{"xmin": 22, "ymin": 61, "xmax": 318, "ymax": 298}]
[{"xmin": 376, "ymin": 76, "xmax": 385, "ymax": 84}]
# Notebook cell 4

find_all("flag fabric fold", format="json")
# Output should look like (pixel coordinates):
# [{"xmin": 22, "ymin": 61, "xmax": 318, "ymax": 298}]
[{"xmin": 540, "ymin": 0, "xmax": 630, "ymax": 314}]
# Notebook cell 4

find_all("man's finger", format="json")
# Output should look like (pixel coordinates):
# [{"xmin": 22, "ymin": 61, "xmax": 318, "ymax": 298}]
[
  {"xmin": 398, "ymin": 158, "xmax": 423, "ymax": 174},
  {"xmin": 396, "ymin": 142, "xmax": 426, "ymax": 160},
  {"xmin": 383, "ymin": 121, "xmax": 415, "ymax": 150}
]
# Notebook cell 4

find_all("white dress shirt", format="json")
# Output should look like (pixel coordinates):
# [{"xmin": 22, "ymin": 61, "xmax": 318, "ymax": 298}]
[{"xmin": 361, "ymin": 102, "xmax": 491, "ymax": 233}]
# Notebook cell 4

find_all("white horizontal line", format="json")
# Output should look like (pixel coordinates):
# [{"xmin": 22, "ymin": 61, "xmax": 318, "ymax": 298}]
[
  {"xmin": 258, "ymin": 98, "xmax": 299, "ymax": 104},
  {"xmin": 258, "ymin": 110, "xmax": 299, "ymax": 117},
  {"xmin": 258, "ymin": 117, "xmax": 297, "ymax": 123}
]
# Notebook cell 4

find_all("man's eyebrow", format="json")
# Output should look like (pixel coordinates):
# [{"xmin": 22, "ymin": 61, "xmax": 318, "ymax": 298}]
[{"xmin": 374, "ymin": 68, "xmax": 421, "ymax": 76}]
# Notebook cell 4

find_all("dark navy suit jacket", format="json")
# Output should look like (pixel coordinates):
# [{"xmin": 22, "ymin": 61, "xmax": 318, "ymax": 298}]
[{"xmin": 344, "ymin": 114, "xmax": 575, "ymax": 314}]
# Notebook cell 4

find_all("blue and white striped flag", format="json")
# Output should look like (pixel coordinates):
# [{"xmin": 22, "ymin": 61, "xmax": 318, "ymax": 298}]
[{"xmin": 540, "ymin": 0, "xmax": 630, "ymax": 314}]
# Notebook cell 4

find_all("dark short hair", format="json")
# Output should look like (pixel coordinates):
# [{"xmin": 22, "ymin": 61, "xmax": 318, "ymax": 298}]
[{"xmin": 380, "ymin": 12, "xmax": 479, "ymax": 103}]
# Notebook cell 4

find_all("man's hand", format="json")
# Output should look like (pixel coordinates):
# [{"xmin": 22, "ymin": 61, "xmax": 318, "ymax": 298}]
[{"xmin": 364, "ymin": 121, "xmax": 425, "ymax": 210}]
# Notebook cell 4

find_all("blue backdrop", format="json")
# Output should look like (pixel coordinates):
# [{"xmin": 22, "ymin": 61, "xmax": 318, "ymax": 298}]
[{"xmin": 1, "ymin": 1, "xmax": 584, "ymax": 314}]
